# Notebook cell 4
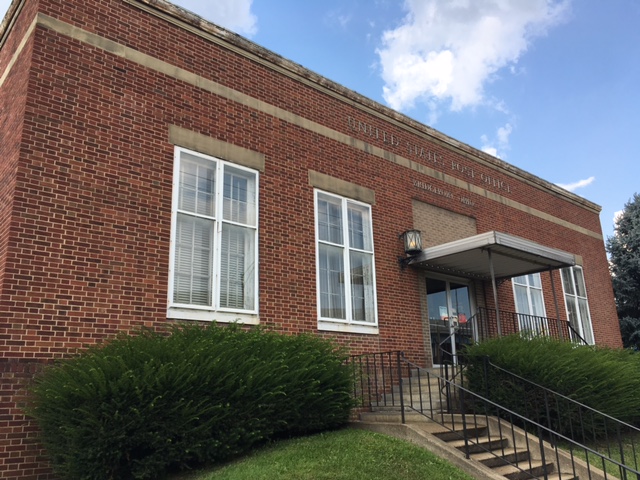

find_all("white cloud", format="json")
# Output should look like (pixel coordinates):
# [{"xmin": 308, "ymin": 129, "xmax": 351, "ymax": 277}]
[
  {"xmin": 497, "ymin": 123, "xmax": 513, "ymax": 146},
  {"xmin": 480, "ymin": 122, "xmax": 513, "ymax": 159},
  {"xmin": 613, "ymin": 210, "xmax": 623, "ymax": 226},
  {"xmin": 481, "ymin": 144, "xmax": 498, "ymax": 157},
  {"xmin": 176, "ymin": 0, "xmax": 257, "ymax": 36},
  {"xmin": 377, "ymin": 0, "xmax": 570, "ymax": 119},
  {"xmin": 556, "ymin": 176, "xmax": 595, "ymax": 192},
  {"xmin": 325, "ymin": 10, "xmax": 353, "ymax": 30}
]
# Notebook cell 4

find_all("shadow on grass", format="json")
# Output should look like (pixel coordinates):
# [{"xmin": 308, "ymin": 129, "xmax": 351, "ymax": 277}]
[{"xmin": 171, "ymin": 427, "xmax": 475, "ymax": 480}]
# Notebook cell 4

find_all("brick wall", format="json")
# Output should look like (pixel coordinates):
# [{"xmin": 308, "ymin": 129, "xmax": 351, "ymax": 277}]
[
  {"xmin": 0, "ymin": 1, "xmax": 53, "ymax": 477},
  {"xmin": 0, "ymin": 0, "xmax": 622, "ymax": 477},
  {"xmin": 412, "ymin": 200, "xmax": 478, "ymax": 247}
]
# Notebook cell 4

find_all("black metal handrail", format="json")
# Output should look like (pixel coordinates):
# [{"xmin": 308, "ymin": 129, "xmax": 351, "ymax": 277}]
[
  {"xmin": 349, "ymin": 351, "xmax": 640, "ymax": 480},
  {"xmin": 434, "ymin": 308, "xmax": 590, "ymax": 428},
  {"xmin": 433, "ymin": 308, "xmax": 585, "ymax": 375},
  {"xmin": 474, "ymin": 307, "xmax": 589, "ymax": 345},
  {"xmin": 566, "ymin": 324, "xmax": 590, "ymax": 346},
  {"xmin": 349, "ymin": 351, "xmax": 406, "ymax": 424},
  {"xmin": 475, "ymin": 356, "xmax": 640, "ymax": 474},
  {"xmin": 437, "ymin": 332, "xmax": 461, "ymax": 413},
  {"xmin": 435, "ymin": 312, "xmax": 477, "ymax": 389}
]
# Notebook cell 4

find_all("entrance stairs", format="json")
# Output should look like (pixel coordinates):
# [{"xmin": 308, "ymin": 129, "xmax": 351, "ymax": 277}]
[{"xmin": 351, "ymin": 368, "xmax": 607, "ymax": 480}]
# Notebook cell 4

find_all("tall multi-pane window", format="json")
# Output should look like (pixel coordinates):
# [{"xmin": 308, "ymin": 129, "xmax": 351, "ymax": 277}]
[
  {"xmin": 170, "ymin": 148, "xmax": 258, "ymax": 316},
  {"xmin": 315, "ymin": 191, "xmax": 377, "ymax": 326},
  {"xmin": 512, "ymin": 273, "xmax": 547, "ymax": 335},
  {"xmin": 561, "ymin": 266, "xmax": 595, "ymax": 344}
]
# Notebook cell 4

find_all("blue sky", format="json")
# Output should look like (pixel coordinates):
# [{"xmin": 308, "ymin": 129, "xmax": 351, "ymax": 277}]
[{"xmin": 1, "ymin": 0, "xmax": 638, "ymax": 243}]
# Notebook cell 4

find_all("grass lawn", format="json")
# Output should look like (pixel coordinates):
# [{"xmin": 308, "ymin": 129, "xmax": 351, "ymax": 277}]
[
  {"xmin": 173, "ymin": 428, "xmax": 474, "ymax": 480},
  {"xmin": 562, "ymin": 430, "xmax": 640, "ymax": 477}
]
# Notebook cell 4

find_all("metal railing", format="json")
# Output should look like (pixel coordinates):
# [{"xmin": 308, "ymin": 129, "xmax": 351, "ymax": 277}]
[
  {"xmin": 474, "ymin": 356, "xmax": 640, "ymax": 476},
  {"xmin": 349, "ymin": 351, "xmax": 640, "ymax": 480},
  {"xmin": 474, "ymin": 308, "xmax": 589, "ymax": 345},
  {"xmin": 434, "ymin": 307, "xmax": 592, "ymax": 436},
  {"xmin": 432, "ymin": 308, "xmax": 589, "ymax": 395},
  {"xmin": 432, "ymin": 308, "xmax": 586, "ymax": 373}
]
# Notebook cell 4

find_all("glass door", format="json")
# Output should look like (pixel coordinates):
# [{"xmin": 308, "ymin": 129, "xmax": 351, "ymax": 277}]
[{"xmin": 427, "ymin": 277, "xmax": 473, "ymax": 366}]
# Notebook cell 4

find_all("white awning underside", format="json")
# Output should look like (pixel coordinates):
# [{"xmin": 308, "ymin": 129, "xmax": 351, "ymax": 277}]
[{"xmin": 409, "ymin": 231, "xmax": 576, "ymax": 281}]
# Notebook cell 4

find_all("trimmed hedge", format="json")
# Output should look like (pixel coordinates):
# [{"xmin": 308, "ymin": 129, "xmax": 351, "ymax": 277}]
[
  {"xmin": 27, "ymin": 324, "xmax": 353, "ymax": 480},
  {"xmin": 464, "ymin": 336, "xmax": 640, "ymax": 437}
]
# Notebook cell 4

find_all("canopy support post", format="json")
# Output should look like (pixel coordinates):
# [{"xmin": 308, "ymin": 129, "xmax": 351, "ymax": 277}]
[
  {"xmin": 549, "ymin": 269, "xmax": 564, "ymax": 340},
  {"xmin": 488, "ymin": 249, "xmax": 502, "ymax": 336}
]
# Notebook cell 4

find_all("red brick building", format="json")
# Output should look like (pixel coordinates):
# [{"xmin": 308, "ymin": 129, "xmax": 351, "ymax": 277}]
[{"xmin": 0, "ymin": 0, "xmax": 621, "ymax": 477}]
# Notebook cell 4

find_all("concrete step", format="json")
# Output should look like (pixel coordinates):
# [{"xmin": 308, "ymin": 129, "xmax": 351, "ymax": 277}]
[
  {"xmin": 397, "ymin": 381, "xmax": 444, "ymax": 395},
  {"xmin": 382, "ymin": 387, "xmax": 444, "ymax": 398},
  {"xmin": 359, "ymin": 412, "xmax": 476, "ymax": 428},
  {"xmin": 378, "ymin": 393, "xmax": 448, "ymax": 408},
  {"xmin": 413, "ymin": 366, "xmax": 464, "ymax": 378},
  {"xmin": 493, "ymin": 460, "xmax": 555, "ymax": 480},
  {"xmin": 371, "ymin": 404, "xmax": 447, "ymax": 415},
  {"xmin": 402, "ymin": 373, "xmax": 442, "ymax": 381},
  {"xmin": 430, "ymin": 425, "xmax": 489, "ymax": 442},
  {"xmin": 358, "ymin": 408, "xmax": 585, "ymax": 480},
  {"xmin": 447, "ymin": 436, "xmax": 510, "ymax": 454},
  {"xmin": 540, "ymin": 474, "xmax": 579, "ymax": 480},
  {"xmin": 471, "ymin": 449, "xmax": 530, "ymax": 468},
  {"xmin": 359, "ymin": 411, "xmax": 433, "ymax": 423}
]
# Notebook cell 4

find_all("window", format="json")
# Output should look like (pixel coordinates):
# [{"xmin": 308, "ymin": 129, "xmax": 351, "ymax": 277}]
[
  {"xmin": 561, "ymin": 266, "xmax": 594, "ymax": 344},
  {"xmin": 512, "ymin": 273, "xmax": 547, "ymax": 336},
  {"xmin": 315, "ymin": 190, "xmax": 377, "ymax": 331},
  {"xmin": 169, "ymin": 148, "xmax": 258, "ymax": 321}
]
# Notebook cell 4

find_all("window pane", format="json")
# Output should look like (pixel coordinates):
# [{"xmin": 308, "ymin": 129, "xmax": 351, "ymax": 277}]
[
  {"xmin": 561, "ymin": 269, "xmax": 575, "ymax": 295},
  {"xmin": 562, "ymin": 267, "xmax": 594, "ymax": 344},
  {"xmin": 514, "ymin": 284, "xmax": 529, "ymax": 314},
  {"xmin": 172, "ymin": 150, "xmax": 260, "ymax": 314},
  {"xmin": 513, "ymin": 273, "xmax": 544, "ymax": 315},
  {"xmin": 315, "ymin": 191, "xmax": 377, "ymax": 325},
  {"xmin": 173, "ymin": 214, "xmax": 213, "ymax": 306},
  {"xmin": 317, "ymin": 194, "xmax": 343, "ymax": 244},
  {"xmin": 513, "ymin": 275, "xmax": 527, "ymax": 286},
  {"xmin": 530, "ymin": 288, "xmax": 545, "ymax": 317},
  {"xmin": 223, "ymin": 166, "xmax": 256, "ymax": 226},
  {"xmin": 578, "ymin": 298, "xmax": 594, "ymax": 344},
  {"xmin": 179, "ymin": 154, "xmax": 215, "ymax": 217},
  {"xmin": 349, "ymin": 251, "xmax": 375, "ymax": 322},
  {"xmin": 513, "ymin": 272, "xmax": 546, "ymax": 335},
  {"xmin": 574, "ymin": 267, "xmax": 587, "ymax": 298},
  {"xmin": 319, "ymin": 243, "xmax": 346, "ymax": 319},
  {"xmin": 529, "ymin": 274, "xmax": 542, "ymax": 288},
  {"xmin": 220, "ymin": 224, "xmax": 255, "ymax": 310},
  {"xmin": 348, "ymin": 202, "xmax": 373, "ymax": 251},
  {"xmin": 566, "ymin": 297, "xmax": 579, "ymax": 333}
]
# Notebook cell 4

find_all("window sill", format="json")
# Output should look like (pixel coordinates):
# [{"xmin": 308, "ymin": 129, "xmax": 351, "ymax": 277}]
[
  {"xmin": 168, "ymin": 307, "xmax": 259, "ymax": 325},
  {"xmin": 318, "ymin": 320, "xmax": 379, "ymax": 335}
]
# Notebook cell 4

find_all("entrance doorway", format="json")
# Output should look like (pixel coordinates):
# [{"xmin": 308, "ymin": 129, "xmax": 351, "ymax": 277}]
[{"xmin": 427, "ymin": 277, "xmax": 474, "ymax": 366}]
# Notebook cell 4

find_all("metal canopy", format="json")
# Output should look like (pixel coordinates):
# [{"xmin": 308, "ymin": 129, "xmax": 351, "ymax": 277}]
[{"xmin": 409, "ymin": 231, "xmax": 576, "ymax": 281}]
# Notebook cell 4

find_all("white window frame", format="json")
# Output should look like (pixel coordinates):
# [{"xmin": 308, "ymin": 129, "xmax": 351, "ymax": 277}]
[
  {"xmin": 314, "ymin": 190, "xmax": 378, "ymax": 335},
  {"xmin": 168, "ymin": 147, "xmax": 259, "ymax": 324},
  {"xmin": 561, "ymin": 266, "xmax": 595, "ymax": 345},
  {"xmin": 512, "ymin": 274, "xmax": 546, "ymax": 316},
  {"xmin": 512, "ymin": 273, "xmax": 548, "ymax": 336}
]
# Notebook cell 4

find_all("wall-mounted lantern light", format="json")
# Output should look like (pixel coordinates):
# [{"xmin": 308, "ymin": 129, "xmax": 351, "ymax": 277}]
[
  {"xmin": 401, "ymin": 229, "xmax": 422, "ymax": 255},
  {"xmin": 399, "ymin": 229, "xmax": 422, "ymax": 269}
]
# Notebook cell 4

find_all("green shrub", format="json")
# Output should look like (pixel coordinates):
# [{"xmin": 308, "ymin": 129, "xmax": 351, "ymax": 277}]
[
  {"xmin": 464, "ymin": 336, "xmax": 640, "ymax": 438},
  {"xmin": 27, "ymin": 324, "xmax": 353, "ymax": 480}
]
